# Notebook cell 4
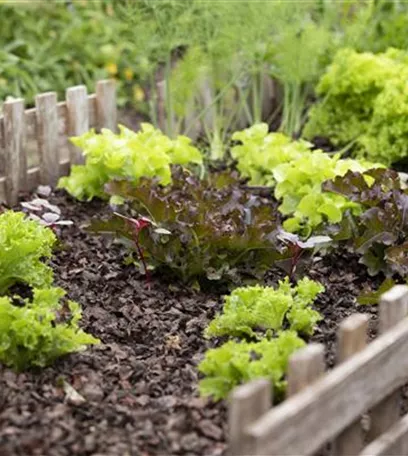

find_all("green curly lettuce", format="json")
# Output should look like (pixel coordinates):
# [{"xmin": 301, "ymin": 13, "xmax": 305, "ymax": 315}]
[
  {"xmin": 359, "ymin": 69, "xmax": 408, "ymax": 165},
  {"xmin": 303, "ymin": 47, "xmax": 404, "ymax": 147},
  {"xmin": 0, "ymin": 287, "xmax": 99, "ymax": 371},
  {"xmin": 274, "ymin": 150, "xmax": 379, "ymax": 235},
  {"xmin": 231, "ymin": 123, "xmax": 312, "ymax": 187},
  {"xmin": 0, "ymin": 211, "xmax": 56, "ymax": 295},
  {"xmin": 304, "ymin": 47, "xmax": 408, "ymax": 165},
  {"xmin": 198, "ymin": 331, "xmax": 305, "ymax": 401},
  {"xmin": 205, "ymin": 277, "xmax": 323, "ymax": 339},
  {"xmin": 231, "ymin": 123, "xmax": 380, "ymax": 235},
  {"xmin": 58, "ymin": 123, "xmax": 203, "ymax": 201}
]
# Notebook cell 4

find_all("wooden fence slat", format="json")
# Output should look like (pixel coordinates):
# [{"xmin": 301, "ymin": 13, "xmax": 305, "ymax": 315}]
[
  {"xmin": 96, "ymin": 79, "xmax": 117, "ymax": 132},
  {"xmin": 368, "ymin": 285, "xmax": 408, "ymax": 442},
  {"xmin": 229, "ymin": 379, "xmax": 271, "ymax": 456},
  {"xmin": 379, "ymin": 285, "xmax": 408, "ymax": 334},
  {"xmin": 245, "ymin": 317, "xmax": 408, "ymax": 456},
  {"xmin": 66, "ymin": 85, "xmax": 89, "ymax": 165},
  {"xmin": 333, "ymin": 313, "xmax": 369, "ymax": 456},
  {"xmin": 3, "ymin": 99, "xmax": 26, "ymax": 205},
  {"xmin": 287, "ymin": 344, "xmax": 325, "ymax": 397},
  {"xmin": 35, "ymin": 92, "xmax": 59, "ymax": 186},
  {"xmin": 360, "ymin": 413, "xmax": 408, "ymax": 456}
]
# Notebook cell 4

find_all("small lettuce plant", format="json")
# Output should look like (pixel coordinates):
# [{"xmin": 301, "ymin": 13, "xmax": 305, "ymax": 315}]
[
  {"xmin": 58, "ymin": 123, "xmax": 203, "ymax": 201},
  {"xmin": 198, "ymin": 276, "xmax": 323, "ymax": 400},
  {"xmin": 89, "ymin": 167, "xmax": 282, "ymax": 286},
  {"xmin": 0, "ymin": 210, "xmax": 99, "ymax": 370},
  {"xmin": 324, "ymin": 168, "xmax": 408, "ymax": 278},
  {"xmin": 0, "ymin": 287, "xmax": 99, "ymax": 371},
  {"xmin": 198, "ymin": 331, "xmax": 305, "ymax": 401},
  {"xmin": 0, "ymin": 211, "xmax": 56, "ymax": 294},
  {"xmin": 231, "ymin": 123, "xmax": 379, "ymax": 235},
  {"xmin": 205, "ymin": 277, "xmax": 323, "ymax": 339}
]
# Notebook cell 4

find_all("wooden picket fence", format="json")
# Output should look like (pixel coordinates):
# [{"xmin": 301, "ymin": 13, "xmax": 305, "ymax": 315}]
[
  {"xmin": 0, "ymin": 79, "xmax": 117, "ymax": 206},
  {"xmin": 229, "ymin": 285, "xmax": 408, "ymax": 456}
]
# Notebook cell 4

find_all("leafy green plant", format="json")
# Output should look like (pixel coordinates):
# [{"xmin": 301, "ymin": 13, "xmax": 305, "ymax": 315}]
[
  {"xmin": 0, "ymin": 287, "xmax": 99, "ymax": 371},
  {"xmin": 359, "ymin": 67, "xmax": 408, "ymax": 166},
  {"xmin": 0, "ymin": 211, "xmax": 56, "ymax": 295},
  {"xmin": 324, "ymin": 168, "xmax": 408, "ymax": 277},
  {"xmin": 303, "ymin": 47, "xmax": 408, "ymax": 165},
  {"xmin": 205, "ymin": 277, "xmax": 323, "ymax": 339},
  {"xmin": 198, "ymin": 331, "xmax": 305, "ymax": 401},
  {"xmin": 231, "ymin": 123, "xmax": 379, "ymax": 235},
  {"xmin": 231, "ymin": 123, "xmax": 311, "ymax": 187},
  {"xmin": 58, "ymin": 123, "xmax": 202, "ymax": 201},
  {"xmin": 274, "ymin": 231, "xmax": 331, "ymax": 281},
  {"xmin": 273, "ymin": 149, "xmax": 377, "ymax": 235},
  {"xmin": 89, "ymin": 167, "xmax": 281, "ymax": 286}
]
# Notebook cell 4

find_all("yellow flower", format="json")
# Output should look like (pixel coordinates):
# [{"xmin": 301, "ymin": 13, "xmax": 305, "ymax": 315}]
[
  {"xmin": 133, "ymin": 85, "xmax": 145, "ymax": 103},
  {"xmin": 105, "ymin": 62, "xmax": 118, "ymax": 76},
  {"xmin": 124, "ymin": 68, "xmax": 134, "ymax": 81}
]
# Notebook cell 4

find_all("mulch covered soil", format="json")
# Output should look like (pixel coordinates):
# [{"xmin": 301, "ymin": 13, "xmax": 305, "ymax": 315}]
[{"xmin": 0, "ymin": 191, "xmax": 383, "ymax": 456}]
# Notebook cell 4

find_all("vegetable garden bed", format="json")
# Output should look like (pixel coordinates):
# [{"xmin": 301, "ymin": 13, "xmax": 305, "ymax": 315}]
[
  {"xmin": 2, "ymin": 75, "xmax": 408, "ymax": 456},
  {"xmin": 0, "ymin": 191, "xmax": 381, "ymax": 456}
]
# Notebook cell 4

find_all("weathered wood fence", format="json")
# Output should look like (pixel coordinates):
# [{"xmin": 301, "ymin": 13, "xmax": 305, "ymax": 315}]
[
  {"xmin": 229, "ymin": 285, "xmax": 408, "ymax": 455},
  {"xmin": 0, "ymin": 79, "xmax": 117, "ymax": 206}
]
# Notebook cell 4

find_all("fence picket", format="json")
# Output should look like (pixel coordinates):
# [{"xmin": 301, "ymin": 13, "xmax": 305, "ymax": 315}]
[
  {"xmin": 287, "ymin": 343, "xmax": 325, "ymax": 397},
  {"xmin": 368, "ymin": 285, "xmax": 408, "ymax": 442},
  {"xmin": 66, "ymin": 85, "xmax": 89, "ymax": 165},
  {"xmin": 333, "ymin": 313, "xmax": 369, "ymax": 455},
  {"xmin": 35, "ymin": 92, "xmax": 59, "ymax": 185},
  {"xmin": 3, "ymin": 99, "xmax": 26, "ymax": 206},
  {"xmin": 229, "ymin": 379, "xmax": 271, "ymax": 456},
  {"xmin": 96, "ymin": 79, "xmax": 117, "ymax": 132}
]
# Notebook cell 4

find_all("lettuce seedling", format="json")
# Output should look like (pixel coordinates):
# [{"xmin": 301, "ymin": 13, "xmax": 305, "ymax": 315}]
[
  {"xmin": 0, "ymin": 211, "xmax": 56, "ymax": 295},
  {"xmin": 275, "ymin": 230, "xmax": 331, "ymax": 281},
  {"xmin": 58, "ymin": 123, "xmax": 203, "ymax": 201},
  {"xmin": 21, "ymin": 197, "xmax": 73, "ymax": 230},
  {"xmin": 205, "ymin": 277, "xmax": 323, "ymax": 339},
  {"xmin": 198, "ymin": 331, "xmax": 305, "ymax": 401},
  {"xmin": 89, "ymin": 167, "xmax": 282, "ymax": 286},
  {"xmin": 0, "ymin": 287, "xmax": 99, "ymax": 371}
]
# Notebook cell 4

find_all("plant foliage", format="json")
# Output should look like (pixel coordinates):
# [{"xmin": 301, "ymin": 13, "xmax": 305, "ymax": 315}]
[
  {"xmin": 231, "ymin": 123, "xmax": 378, "ymax": 235},
  {"xmin": 0, "ymin": 211, "xmax": 56, "ymax": 295},
  {"xmin": 198, "ymin": 331, "xmax": 305, "ymax": 401},
  {"xmin": 58, "ymin": 123, "xmax": 203, "ymax": 201},
  {"xmin": 0, "ymin": 287, "xmax": 99, "ymax": 371},
  {"xmin": 205, "ymin": 277, "xmax": 323, "ymax": 339},
  {"xmin": 303, "ymin": 47, "xmax": 408, "ymax": 165},
  {"xmin": 324, "ymin": 168, "xmax": 408, "ymax": 277},
  {"xmin": 89, "ymin": 167, "xmax": 281, "ymax": 285}
]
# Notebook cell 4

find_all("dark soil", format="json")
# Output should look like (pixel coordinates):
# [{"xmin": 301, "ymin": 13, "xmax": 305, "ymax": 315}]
[{"xmin": 0, "ymin": 192, "xmax": 383, "ymax": 456}]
